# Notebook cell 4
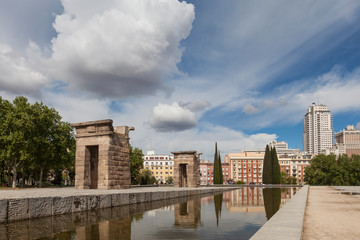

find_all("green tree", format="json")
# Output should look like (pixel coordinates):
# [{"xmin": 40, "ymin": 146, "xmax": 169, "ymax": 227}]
[
  {"xmin": 0, "ymin": 96, "xmax": 75, "ymax": 188},
  {"xmin": 271, "ymin": 147, "xmax": 281, "ymax": 184},
  {"xmin": 305, "ymin": 154, "xmax": 360, "ymax": 186},
  {"xmin": 213, "ymin": 142, "xmax": 223, "ymax": 184},
  {"xmin": 166, "ymin": 176, "xmax": 173, "ymax": 184},
  {"xmin": 263, "ymin": 145, "xmax": 272, "ymax": 184},
  {"xmin": 280, "ymin": 171, "xmax": 298, "ymax": 184},
  {"xmin": 129, "ymin": 145, "xmax": 144, "ymax": 184}
]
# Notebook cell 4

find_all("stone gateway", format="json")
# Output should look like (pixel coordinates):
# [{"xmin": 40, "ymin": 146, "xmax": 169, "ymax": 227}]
[
  {"xmin": 172, "ymin": 151, "xmax": 201, "ymax": 188},
  {"xmin": 71, "ymin": 119, "xmax": 134, "ymax": 190}
]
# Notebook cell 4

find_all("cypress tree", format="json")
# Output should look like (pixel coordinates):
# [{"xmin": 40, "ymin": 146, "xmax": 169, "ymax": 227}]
[
  {"xmin": 213, "ymin": 142, "xmax": 219, "ymax": 184},
  {"xmin": 213, "ymin": 142, "xmax": 223, "ymax": 184},
  {"xmin": 263, "ymin": 145, "xmax": 272, "ymax": 184},
  {"xmin": 271, "ymin": 147, "xmax": 281, "ymax": 184},
  {"xmin": 219, "ymin": 152, "xmax": 223, "ymax": 184}
]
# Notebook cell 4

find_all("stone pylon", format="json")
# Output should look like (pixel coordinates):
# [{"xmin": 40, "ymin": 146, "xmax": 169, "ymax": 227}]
[
  {"xmin": 71, "ymin": 119, "xmax": 134, "ymax": 190},
  {"xmin": 172, "ymin": 151, "xmax": 201, "ymax": 188}
]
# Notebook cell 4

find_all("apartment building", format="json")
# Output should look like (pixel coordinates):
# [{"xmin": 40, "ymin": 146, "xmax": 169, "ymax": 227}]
[{"xmin": 143, "ymin": 151, "xmax": 174, "ymax": 183}]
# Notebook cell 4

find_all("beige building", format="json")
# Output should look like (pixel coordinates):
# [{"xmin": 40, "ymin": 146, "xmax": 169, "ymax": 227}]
[
  {"xmin": 225, "ymin": 149, "xmax": 313, "ymax": 184},
  {"xmin": 334, "ymin": 125, "xmax": 360, "ymax": 157},
  {"xmin": 143, "ymin": 151, "xmax": 174, "ymax": 183}
]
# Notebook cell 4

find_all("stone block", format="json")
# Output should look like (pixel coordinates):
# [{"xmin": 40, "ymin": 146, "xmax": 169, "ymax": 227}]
[
  {"xmin": 129, "ymin": 193, "xmax": 144, "ymax": 204},
  {"xmin": 144, "ymin": 192, "xmax": 152, "ymax": 202},
  {"xmin": 99, "ymin": 194, "xmax": 112, "ymax": 208},
  {"xmin": 0, "ymin": 199, "xmax": 8, "ymax": 223},
  {"xmin": 112, "ymin": 193, "xmax": 129, "ymax": 206},
  {"xmin": 73, "ymin": 196, "xmax": 88, "ymax": 212},
  {"xmin": 29, "ymin": 197, "xmax": 52, "ymax": 218},
  {"xmin": 8, "ymin": 198, "xmax": 29, "ymax": 222},
  {"xmin": 152, "ymin": 192, "xmax": 164, "ymax": 201},
  {"xmin": 88, "ymin": 195, "xmax": 100, "ymax": 210},
  {"xmin": 53, "ymin": 196, "xmax": 73, "ymax": 215}
]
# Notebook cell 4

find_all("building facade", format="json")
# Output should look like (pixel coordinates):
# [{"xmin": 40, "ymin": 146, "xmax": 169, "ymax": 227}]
[
  {"xmin": 199, "ymin": 160, "xmax": 231, "ymax": 185},
  {"xmin": 225, "ymin": 150, "xmax": 313, "ymax": 185},
  {"xmin": 143, "ymin": 151, "xmax": 174, "ymax": 183},
  {"xmin": 303, "ymin": 103, "xmax": 333, "ymax": 154},
  {"xmin": 334, "ymin": 125, "xmax": 360, "ymax": 157}
]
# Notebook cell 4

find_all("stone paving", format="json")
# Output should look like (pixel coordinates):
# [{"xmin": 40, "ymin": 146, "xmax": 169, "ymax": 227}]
[{"xmin": 302, "ymin": 186, "xmax": 360, "ymax": 240}]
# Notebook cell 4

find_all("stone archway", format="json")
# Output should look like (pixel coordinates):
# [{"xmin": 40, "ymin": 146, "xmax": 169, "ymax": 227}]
[
  {"xmin": 172, "ymin": 151, "xmax": 200, "ymax": 188},
  {"xmin": 71, "ymin": 119, "xmax": 134, "ymax": 190}
]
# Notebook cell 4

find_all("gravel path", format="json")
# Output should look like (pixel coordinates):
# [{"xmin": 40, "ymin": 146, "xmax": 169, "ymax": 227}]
[{"xmin": 302, "ymin": 186, "xmax": 360, "ymax": 240}]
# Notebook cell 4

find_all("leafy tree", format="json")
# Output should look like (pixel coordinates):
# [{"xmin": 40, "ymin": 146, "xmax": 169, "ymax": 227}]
[
  {"xmin": 0, "ymin": 96, "xmax": 75, "ymax": 188},
  {"xmin": 305, "ymin": 154, "xmax": 360, "ymax": 186},
  {"xmin": 280, "ymin": 171, "xmax": 297, "ymax": 184},
  {"xmin": 166, "ymin": 176, "xmax": 173, "ymax": 184},
  {"xmin": 129, "ymin": 145, "xmax": 144, "ymax": 184}
]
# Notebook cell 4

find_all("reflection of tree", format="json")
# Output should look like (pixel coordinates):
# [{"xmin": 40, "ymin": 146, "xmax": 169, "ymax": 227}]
[
  {"xmin": 263, "ymin": 188, "xmax": 281, "ymax": 220},
  {"xmin": 214, "ymin": 194, "xmax": 223, "ymax": 226}
]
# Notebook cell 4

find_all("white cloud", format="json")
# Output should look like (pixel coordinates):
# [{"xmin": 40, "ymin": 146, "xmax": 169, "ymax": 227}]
[
  {"xmin": 242, "ymin": 104, "xmax": 259, "ymax": 115},
  {"xmin": 0, "ymin": 43, "xmax": 48, "ymax": 96},
  {"xmin": 356, "ymin": 123, "xmax": 360, "ymax": 130},
  {"xmin": 48, "ymin": 0, "xmax": 194, "ymax": 98},
  {"xmin": 149, "ymin": 102, "xmax": 197, "ymax": 132},
  {"xmin": 180, "ymin": 99, "xmax": 211, "ymax": 112}
]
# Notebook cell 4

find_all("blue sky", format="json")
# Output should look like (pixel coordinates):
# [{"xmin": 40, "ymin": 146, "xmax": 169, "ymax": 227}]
[{"xmin": 1, "ymin": 0, "xmax": 360, "ymax": 160}]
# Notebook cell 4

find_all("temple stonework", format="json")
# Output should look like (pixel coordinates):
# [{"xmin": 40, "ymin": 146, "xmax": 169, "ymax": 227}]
[
  {"xmin": 71, "ymin": 119, "xmax": 134, "ymax": 190},
  {"xmin": 172, "ymin": 151, "xmax": 201, "ymax": 188}
]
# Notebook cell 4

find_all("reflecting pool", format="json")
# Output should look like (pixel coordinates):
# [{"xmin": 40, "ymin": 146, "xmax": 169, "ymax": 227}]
[{"xmin": 0, "ymin": 187, "xmax": 299, "ymax": 240}]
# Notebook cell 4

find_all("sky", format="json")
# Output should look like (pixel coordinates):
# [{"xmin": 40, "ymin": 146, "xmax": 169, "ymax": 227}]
[{"xmin": 1, "ymin": 0, "xmax": 360, "ymax": 160}]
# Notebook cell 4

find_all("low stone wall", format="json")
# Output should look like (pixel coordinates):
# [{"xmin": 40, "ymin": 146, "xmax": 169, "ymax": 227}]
[
  {"xmin": 250, "ymin": 185, "xmax": 309, "ymax": 240},
  {"xmin": 0, "ymin": 187, "xmax": 239, "ymax": 223}
]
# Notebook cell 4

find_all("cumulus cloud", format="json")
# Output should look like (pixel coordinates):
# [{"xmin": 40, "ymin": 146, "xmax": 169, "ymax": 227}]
[
  {"xmin": 242, "ymin": 104, "xmax": 259, "ymax": 115},
  {"xmin": 149, "ymin": 102, "xmax": 197, "ymax": 132},
  {"xmin": 0, "ymin": 43, "xmax": 48, "ymax": 96},
  {"xmin": 48, "ymin": 0, "xmax": 195, "ymax": 98},
  {"xmin": 356, "ymin": 123, "xmax": 360, "ymax": 130}
]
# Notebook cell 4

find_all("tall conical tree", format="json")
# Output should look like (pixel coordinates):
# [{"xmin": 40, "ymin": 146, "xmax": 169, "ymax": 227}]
[
  {"xmin": 271, "ymin": 147, "xmax": 281, "ymax": 184},
  {"xmin": 213, "ymin": 142, "xmax": 223, "ymax": 184},
  {"xmin": 219, "ymin": 152, "xmax": 223, "ymax": 184},
  {"xmin": 263, "ymin": 145, "xmax": 272, "ymax": 184}
]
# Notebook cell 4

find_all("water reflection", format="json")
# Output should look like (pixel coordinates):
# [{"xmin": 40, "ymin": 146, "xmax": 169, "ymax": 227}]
[
  {"xmin": 263, "ymin": 188, "xmax": 281, "ymax": 220},
  {"xmin": 174, "ymin": 199, "xmax": 201, "ymax": 228},
  {"xmin": 0, "ymin": 188, "xmax": 299, "ymax": 240},
  {"xmin": 214, "ymin": 194, "xmax": 223, "ymax": 226}
]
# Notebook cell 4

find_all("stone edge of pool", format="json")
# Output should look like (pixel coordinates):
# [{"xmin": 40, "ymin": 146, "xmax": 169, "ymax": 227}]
[
  {"xmin": 250, "ymin": 185, "xmax": 309, "ymax": 240},
  {"xmin": 0, "ymin": 187, "xmax": 241, "ymax": 223}
]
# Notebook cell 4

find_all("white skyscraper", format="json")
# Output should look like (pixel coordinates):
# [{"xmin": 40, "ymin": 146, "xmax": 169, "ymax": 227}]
[{"xmin": 303, "ymin": 103, "xmax": 333, "ymax": 154}]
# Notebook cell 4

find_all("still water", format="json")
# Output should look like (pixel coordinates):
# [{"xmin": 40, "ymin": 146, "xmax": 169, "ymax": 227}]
[{"xmin": 0, "ymin": 187, "xmax": 299, "ymax": 240}]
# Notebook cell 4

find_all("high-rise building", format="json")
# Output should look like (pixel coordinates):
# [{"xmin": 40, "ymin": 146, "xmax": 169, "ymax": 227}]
[{"xmin": 303, "ymin": 103, "xmax": 333, "ymax": 154}]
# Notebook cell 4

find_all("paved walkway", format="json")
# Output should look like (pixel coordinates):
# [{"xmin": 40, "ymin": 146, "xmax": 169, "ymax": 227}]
[{"xmin": 302, "ymin": 186, "xmax": 360, "ymax": 240}]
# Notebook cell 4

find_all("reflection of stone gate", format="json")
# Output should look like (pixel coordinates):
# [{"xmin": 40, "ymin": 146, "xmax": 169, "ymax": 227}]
[
  {"xmin": 71, "ymin": 119, "xmax": 134, "ymax": 190},
  {"xmin": 172, "ymin": 151, "xmax": 200, "ymax": 188},
  {"xmin": 174, "ymin": 198, "xmax": 201, "ymax": 228}
]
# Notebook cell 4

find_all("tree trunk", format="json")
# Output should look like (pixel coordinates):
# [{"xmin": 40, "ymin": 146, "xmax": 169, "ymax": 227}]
[
  {"xmin": 39, "ymin": 167, "xmax": 44, "ymax": 188},
  {"xmin": 12, "ymin": 169, "xmax": 17, "ymax": 188}
]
